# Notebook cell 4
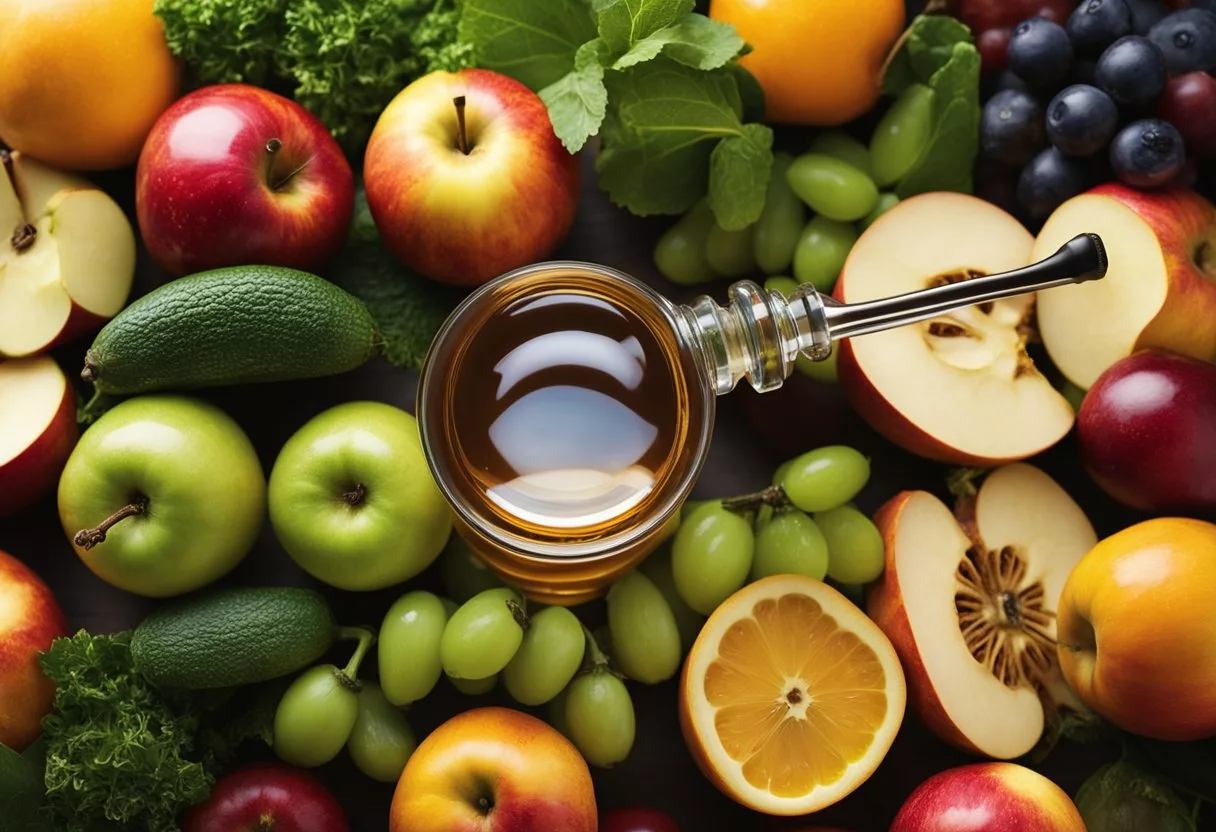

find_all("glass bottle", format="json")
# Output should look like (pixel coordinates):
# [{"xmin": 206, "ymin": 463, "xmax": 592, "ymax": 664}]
[{"xmin": 417, "ymin": 233, "xmax": 1106, "ymax": 604}]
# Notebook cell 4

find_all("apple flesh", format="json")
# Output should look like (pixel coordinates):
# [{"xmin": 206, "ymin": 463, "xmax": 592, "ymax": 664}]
[
  {"xmin": 891, "ymin": 763, "xmax": 1086, "ymax": 832},
  {"xmin": 0, "ymin": 548, "xmax": 69, "ymax": 751},
  {"xmin": 867, "ymin": 463, "xmax": 1097, "ymax": 760},
  {"xmin": 184, "ymin": 762, "xmax": 349, "ymax": 832},
  {"xmin": 834, "ymin": 192, "xmax": 1075, "ymax": 465},
  {"xmin": 0, "ymin": 151, "xmax": 135, "ymax": 357},
  {"xmin": 1034, "ymin": 185, "xmax": 1216, "ymax": 390},
  {"xmin": 364, "ymin": 69, "xmax": 580, "ymax": 287},
  {"xmin": 0, "ymin": 356, "xmax": 78, "ymax": 516},
  {"xmin": 137, "ymin": 83, "xmax": 355, "ymax": 276},
  {"xmin": 1078, "ymin": 350, "xmax": 1216, "ymax": 513}
]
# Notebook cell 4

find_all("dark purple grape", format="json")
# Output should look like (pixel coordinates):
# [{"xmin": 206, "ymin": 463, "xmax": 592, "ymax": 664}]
[
  {"xmin": 995, "ymin": 69, "xmax": 1035, "ymax": 97},
  {"xmin": 1124, "ymin": 0, "xmax": 1168, "ymax": 35},
  {"xmin": 1147, "ymin": 9, "xmax": 1216, "ymax": 76},
  {"xmin": 1067, "ymin": 0, "xmax": 1133, "ymax": 55},
  {"xmin": 1095, "ymin": 35, "xmax": 1168, "ymax": 107},
  {"xmin": 1109, "ymin": 118, "xmax": 1187, "ymax": 186},
  {"xmin": 1046, "ymin": 84, "xmax": 1120, "ymax": 155},
  {"xmin": 1018, "ymin": 147, "xmax": 1089, "ymax": 219},
  {"xmin": 1008, "ymin": 18, "xmax": 1075, "ymax": 89},
  {"xmin": 1069, "ymin": 58, "xmax": 1099, "ymax": 86},
  {"xmin": 981, "ymin": 89, "xmax": 1047, "ymax": 165}
]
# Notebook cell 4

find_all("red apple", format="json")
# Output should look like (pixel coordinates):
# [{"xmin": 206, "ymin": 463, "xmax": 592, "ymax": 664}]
[
  {"xmin": 602, "ymin": 807, "xmax": 680, "ymax": 832},
  {"xmin": 136, "ymin": 84, "xmax": 355, "ymax": 277},
  {"xmin": 183, "ymin": 762, "xmax": 348, "ymax": 832},
  {"xmin": 1078, "ymin": 350, "xmax": 1216, "ymax": 512},
  {"xmin": 1034, "ymin": 185, "xmax": 1216, "ymax": 390},
  {"xmin": 1158, "ymin": 72, "xmax": 1216, "ymax": 158},
  {"xmin": 364, "ymin": 69, "xmax": 580, "ymax": 287},
  {"xmin": 0, "ymin": 356, "xmax": 78, "ymax": 516},
  {"xmin": 0, "ymin": 548, "xmax": 68, "ymax": 751},
  {"xmin": 891, "ymin": 763, "xmax": 1086, "ymax": 831}
]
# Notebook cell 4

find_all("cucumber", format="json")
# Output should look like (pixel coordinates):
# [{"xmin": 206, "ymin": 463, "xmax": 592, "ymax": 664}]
[
  {"xmin": 131, "ymin": 586, "xmax": 337, "ymax": 690},
  {"xmin": 82, "ymin": 266, "xmax": 381, "ymax": 394}
]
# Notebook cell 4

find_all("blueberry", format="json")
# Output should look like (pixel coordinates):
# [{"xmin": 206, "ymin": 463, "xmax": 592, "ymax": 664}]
[
  {"xmin": 1124, "ymin": 0, "xmax": 1168, "ymax": 35},
  {"xmin": 1148, "ymin": 9, "xmax": 1216, "ymax": 75},
  {"xmin": 994, "ymin": 69, "xmax": 1035, "ymax": 97},
  {"xmin": 1067, "ymin": 0, "xmax": 1133, "ymax": 55},
  {"xmin": 1008, "ymin": 18, "xmax": 1074, "ymax": 90},
  {"xmin": 1109, "ymin": 118, "xmax": 1187, "ymax": 186},
  {"xmin": 1096, "ymin": 35, "xmax": 1168, "ymax": 107},
  {"xmin": 1046, "ymin": 84, "xmax": 1120, "ymax": 156},
  {"xmin": 981, "ymin": 90, "xmax": 1047, "ymax": 165},
  {"xmin": 1018, "ymin": 148, "xmax": 1090, "ymax": 219}
]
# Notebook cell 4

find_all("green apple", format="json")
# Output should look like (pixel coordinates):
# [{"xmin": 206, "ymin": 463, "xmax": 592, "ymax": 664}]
[
  {"xmin": 57, "ymin": 395, "xmax": 265, "ymax": 597},
  {"xmin": 268, "ymin": 401, "xmax": 452, "ymax": 591}
]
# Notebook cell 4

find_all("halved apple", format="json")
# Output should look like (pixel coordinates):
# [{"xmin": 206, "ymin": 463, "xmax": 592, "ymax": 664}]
[
  {"xmin": 834, "ymin": 192, "xmax": 1075, "ymax": 465},
  {"xmin": 0, "ymin": 151, "xmax": 136, "ymax": 358},
  {"xmin": 867, "ymin": 463, "xmax": 1097, "ymax": 760},
  {"xmin": 0, "ymin": 356, "xmax": 78, "ymax": 516},
  {"xmin": 1034, "ymin": 185, "xmax": 1216, "ymax": 390}
]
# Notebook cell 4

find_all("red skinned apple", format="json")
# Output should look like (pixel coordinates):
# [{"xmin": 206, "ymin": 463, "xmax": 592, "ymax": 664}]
[
  {"xmin": 0, "ymin": 357, "xmax": 78, "ymax": 516},
  {"xmin": 1034, "ymin": 185, "xmax": 1216, "ymax": 390},
  {"xmin": 602, "ymin": 807, "xmax": 680, "ymax": 832},
  {"xmin": 183, "ymin": 762, "xmax": 349, "ymax": 832},
  {"xmin": 1078, "ymin": 350, "xmax": 1216, "ymax": 513},
  {"xmin": 0, "ymin": 548, "xmax": 69, "ymax": 751},
  {"xmin": 136, "ymin": 84, "xmax": 355, "ymax": 277},
  {"xmin": 364, "ymin": 69, "xmax": 580, "ymax": 287},
  {"xmin": 891, "ymin": 763, "xmax": 1086, "ymax": 832}
]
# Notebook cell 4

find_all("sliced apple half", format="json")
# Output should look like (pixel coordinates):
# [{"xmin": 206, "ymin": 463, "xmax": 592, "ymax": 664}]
[
  {"xmin": 867, "ymin": 463, "xmax": 1097, "ymax": 760},
  {"xmin": 1034, "ymin": 184, "xmax": 1216, "ymax": 390},
  {"xmin": 0, "ymin": 151, "xmax": 136, "ymax": 358},
  {"xmin": 834, "ymin": 192, "xmax": 1075, "ymax": 465},
  {"xmin": 0, "ymin": 356, "xmax": 78, "ymax": 516}
]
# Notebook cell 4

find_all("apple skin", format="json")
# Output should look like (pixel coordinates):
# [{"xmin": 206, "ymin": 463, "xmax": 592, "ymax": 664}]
[
  {"xmin": 601, "ymin": 807, "xmax": 680, "ymax": 832},
  {"xmin": 364, "ymin": 68, "xmax": 580, "ymax": 287},
  {"xmin": 0, "ymin": 549, "xmax": 69, "ymax": 751},
  {"xmin": 391, "ymin": 707, "xmax": 596, "ymax": 832},
  {"xmin": 1078, "ymin": 350, "xmax": 1216, "ymax": 513},
  {"xmin": 0, "ymin": 359, "xmax": 78, "ymax": 517},
  {"xmin": 136, "ymin": 84, "xmax": 355, "ymax": 276},
  {"xmin": 891, "ymin": 763, "xmax": 1085, "ymax": 832},
  {"xmin": 183, "ymin": 762, "xmax": 349, "ymax": 832},
  {"xmin": 1058, "ymin": 517, "xmax": 1216, "ymax": 741}
]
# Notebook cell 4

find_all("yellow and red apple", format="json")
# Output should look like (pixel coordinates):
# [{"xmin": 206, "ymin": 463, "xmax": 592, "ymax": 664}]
[
  {"xmin": 390, "ymin": 707, "xmax": 595, "ymax": 832},
  {"xmin": 1058, "ymin": 517, "xmax": 1216, "ymax": 741},
  {"xmin": 0, "ymin": 356, "xmax": 78, "ymax": 517},
  {"xmin": 364, "ymin": 69, "xmax": 581, "ymax": 287},
  {"xmin": 1034, "ymin": 184, "xmax": 1216, "ymax": 390},
  {"xmin": 891, "ymin": 763, "xmax": 1085, "ymax": 832},
  {"xmin": 0, "ymin": 548, "xmax": 68, "ymax": 751}
]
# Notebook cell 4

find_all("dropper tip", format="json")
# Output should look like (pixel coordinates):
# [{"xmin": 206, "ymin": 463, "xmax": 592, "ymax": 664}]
[{"xmin": 1062, "ymin": 233, "xmax": 1108, "ymax": 282}]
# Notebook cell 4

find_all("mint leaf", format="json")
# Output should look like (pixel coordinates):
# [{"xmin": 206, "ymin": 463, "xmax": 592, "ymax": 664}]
[
  {"xmin": 459, "ymin": 0, "xmax": 597, "ymax": 90},
  {"xmin": 614, "ymin": 13, "xmax": 745, "ymax": 71},
  {"xmin": 726, "ymin": 62, "xmax": 766, "ymax": 123},
  {"xmin": 882, "ymin": 13, "xmax": 972, "ymax": 97},
  {"xmin": 598, "ymin": 0, "xmax": 694, "ymax": 55},
  {"xmin": 895, "ymin": 43, "xmax": 980, "ymax": 198},
  {"xmin": 541, "ymin": 39, "xmax": 610, "ymax": 152},
  {"xmin": 708, "ymin": 122, "xmax": 774, "ymax": 230}
]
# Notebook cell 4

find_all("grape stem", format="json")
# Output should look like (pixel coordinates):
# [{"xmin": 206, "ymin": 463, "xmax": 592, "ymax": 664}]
[
  {"xmin": 720, "ymin": 485, "xmax": 792, "ymax": 514},
  {"xmin": 507, "ymin": 598, "xmax": 531, "ymax": 630},
  {"xmin": 335, "ymin": 626, "xmax": 376, "ymax": 691},
  {"xmin": 581, "ymin": 624, "xmax": 611, "ymax": 670}
]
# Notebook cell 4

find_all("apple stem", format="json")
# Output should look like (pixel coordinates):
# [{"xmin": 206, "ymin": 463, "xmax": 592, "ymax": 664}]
[
  {"xmin": 720, "ymin": 485, "xmax": 792, "ymax": 515},
  {"xmin": 336, "ymin": 626, "xmax": 376, "ymax": 690},
  {"xmin": 74, "ymin": 498, "xmax": 147, "ymax": 550},
  {"xmin": 265, "ymin": 138, "xmax": 282, "ymax": 155},
  {"xmin": 11, "ymin": 222, "xmax": 36, "ymax": 252},
  {"xmin": 454, "ymin": 96, "xmax": 470, "ymax": 155},
  {"xmin": 342, "ymin": 483, "xmax": 366, "ymax": 507},
  {"xmin": 506, "ymin": 598, "xmax": 531, "ymax": 630}
]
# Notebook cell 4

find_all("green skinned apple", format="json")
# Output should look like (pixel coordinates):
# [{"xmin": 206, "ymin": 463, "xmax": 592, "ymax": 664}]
[
  {"xmin": 268, "ymin": 401, "xmax": 452, "ymax": 591},
  {"xmin": 57, "ymin": 395, "xmax": 266, "ymax": 597}
]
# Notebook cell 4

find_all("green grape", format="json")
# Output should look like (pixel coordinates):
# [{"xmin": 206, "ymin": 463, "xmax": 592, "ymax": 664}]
[
  {"xmin": 274, "ymin": 665, "xmax": 360, "ymax": 768},
  {"xmin": 449, "ymin": 673, "xmax": 497, "ymax": 695},
  {"xmin": 763, "ymin": 275, "xmax": 799, "ymax": 297},
  {"xmin": 379, "ymin": 590, "xmax": 448, "ymax": 706},
  {"xmin": 439, "ymin": 587, "xmax": 524, "ymax": 680},
  {"xmin": 705, "ymin": 220, "xmax": 756, "ymax": 277},
  {"xmin": 502, "ymin": 606, "xmax": 586, "ymax": 706},
  {"xmin": 753, "ymin": 152, "xmax": 806, "ymax": 275},
  {"xmin": 816, "ymin": 504, "xmax": 885, "ymax": 585},
  {"xmin": 794, "ymin": 216, "xmax": 857, "ymax": 292},
  {"xmin": 794, "ymin": 348, "xmax": 838, "ymax": 383},
  {"xmin": 859, "ymin": 192, "xmax": 900, "ymax": 230},
  {"xmin": 869, "ymin": 83, "xmax": 934, "ymax": 188},
  {"xmin": 639, "ymin": 546, "xmax": 704, "ymax": 652},
  {"xmin": 438, "ymin": 534, "xmax": 503, "ymax": 603},
  {"xmin": 751, "ymin": 510, "xmax": 829, "ymax": 581},
  {"xmin": 672, "ymin": 501, "xmax": 754, "ymax": 615},
  {"xmin": 786, "ymin": 154, "xmax": 879, "ymax": 222},
  {"xmin": 654, "ymin": 199, "xmax": 718, "ymax": 286},
  {"xmin": 772, "ymin": 460, "xmax": 793, "ymax": 486},
  {"xmin": 809, "ymin": 130, "xmax": 874, "ymax": 179},
  {"xmin": 607, "ymin": 571, "xmax": 681, "ymax": 684},
  {"xmin": 779, "ymin": 445, "xmax": 870, "ymax": 513},
  {"xmin": 347, "ymin": 681, "xmax": 416, "ymax": 783},
  {"xmin": 548, "ymin": 684, "xmax": 571, "ymax": 736},
  {"xmin": 565, "ymin": 670, "xmax": 636, "ymax": 768}
]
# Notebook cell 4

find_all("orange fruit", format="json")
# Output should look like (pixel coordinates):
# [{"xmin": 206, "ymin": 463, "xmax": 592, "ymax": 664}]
[
  {"xmin": 679, "ymin": 574, "xmax": 905, "ymax": 816},
  {"xmin": 709, "ymin": 0, "xmax": 906, "ymax": 126},
  {"xmin": 0, "ymin": 0, "xmax": 180, "ymax": 170}
]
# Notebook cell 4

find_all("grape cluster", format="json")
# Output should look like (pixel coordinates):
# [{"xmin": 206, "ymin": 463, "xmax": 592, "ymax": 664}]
[{"xmin": 979, "ymin": 0, "xmax": 1216, "ymax": 220}]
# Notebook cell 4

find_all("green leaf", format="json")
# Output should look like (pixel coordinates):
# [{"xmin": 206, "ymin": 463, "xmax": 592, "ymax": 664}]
[
  {"xmin": 882, "ymin": 13, "xmax": 973, "ymax": 97},
  {"xmin": 726, "ymin": 61, "xmax": 766, "ymax": 123},
  {"xmin": 459, "ymin": 0, "xmax": 598, "ymax": 91},
  {"xmin": 708, "ymin": 122, "xmax": 774, "ymax": 230},
  {"xmin": 1076, "ymin": 761, "xmax": 1197, "ymax": 832},
  {"xmin": 614, "ymin": 13, "xmax": 745, "ymax": 71},
  {"xmin": 0, "ymin": 741, "xmax": 50, "ymax": 832},
  {"xmin": 597, "ymin": 0, "xmax": 694, "ymax": 55},
  {"xmin": 541, "ymin": 39, "xmax": 611, "ymax": 152},
  {"xmin": 1127, "ymin": 736, "xmax": 1216, "ymax": 805}
]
